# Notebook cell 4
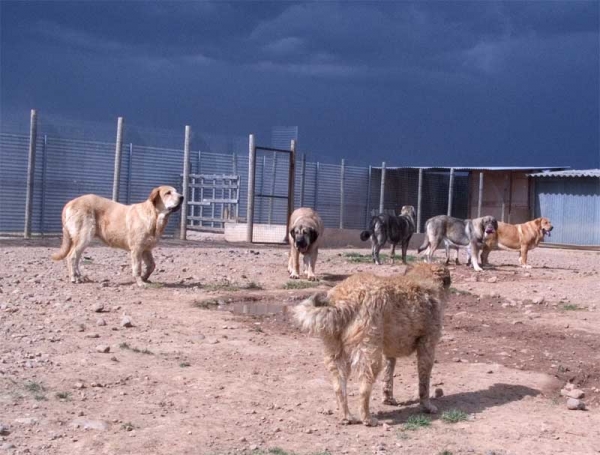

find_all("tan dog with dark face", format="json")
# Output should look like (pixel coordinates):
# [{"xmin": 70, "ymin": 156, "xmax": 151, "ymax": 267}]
[
  {"xmin": 288, "ymin": 207, "xmax": 324, "ymax": 281},
  {"xmin": 294, "ymin": 263, "xmax": 450, "ymax": 426},
  {"xmin": 481, "ymin": 217, "xmax": 553, "ymax": 268},
  {"xmin": 52, "ymin": 186, "xmax": 184, "ymax": 286}
]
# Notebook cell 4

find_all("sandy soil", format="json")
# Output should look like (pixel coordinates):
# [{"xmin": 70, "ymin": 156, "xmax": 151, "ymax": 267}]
[{"xmin": 1, "ymin": 234, "xmax": 599, "ymax": 455}]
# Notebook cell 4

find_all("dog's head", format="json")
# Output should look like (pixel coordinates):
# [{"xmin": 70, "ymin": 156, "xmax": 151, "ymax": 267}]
[
  {"xmin": 405, "ymin": 262, "xmax": 451, "ymax": 290},
  {"xmin": 290, "ymin": 223, "xmax": 319, "ymax": 254},
  {"xmin": 536, "ymin": 217, "xmax": 553, "ymax": 238},
  {"xmin": 400, "ymin": 205, "xmax": 416, "ymax": 221},
  {"xmin": 479, "ymin": 216, "xmax": 498, "ymax": 238},
  {"xmin": 149, "ymin": 186, "xmax": 184, "ymax": 213}
]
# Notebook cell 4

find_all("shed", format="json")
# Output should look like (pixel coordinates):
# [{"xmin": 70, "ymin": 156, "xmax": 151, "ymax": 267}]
[{"xmin": 529, "ymin": 169, "xmax": 600, "ymax": 246}]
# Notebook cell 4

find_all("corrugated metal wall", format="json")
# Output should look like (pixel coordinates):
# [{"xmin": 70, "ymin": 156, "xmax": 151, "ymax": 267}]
[{"xmin": 534, "ymin": 177, "xmax": 600, "ymax": 245}]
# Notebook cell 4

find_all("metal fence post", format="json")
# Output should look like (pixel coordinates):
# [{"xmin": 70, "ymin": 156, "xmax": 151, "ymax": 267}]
[
  {"xmin": 365, "ymin": 165, "xmax": 372, "ymax": 225},
  {"xmin": 299, "ymin": 153, "xmax": 306, "ymax": 207},
  {"xmin": 126, "ymin": 143, "xmax": 133, "ymax": 204},
  {"xmin": 246, "ymin": 134, "xmax": 256, "ymax": 242},
  {"xmin": 417, "ymin": 168, "xmax": 423, "ymax": 233},
  {"xmin": 180, "ymin": 125, "xmax": 191, "ymax": 240},
  {"xmin": 40, "ymin": 134, "xmax": 48, "ymax": 236},
  {"xmin": 286, "ymin": 140, "xmax": 296, "ymax": 236},
  {"xmin": 379, "ymin": 161, "xmax": 386, "ymax": 214},
  {"xmin": 447, "ymin": 168, "xmax": 455, "ymax": 216},
  {"xmin": 340, "ymin": 158, "xmax": 345, "ymax": 228},
  {"xmin": 268, "ymin": 153, "xmax": 277, "ymax": 224},
  {"xmin": 314, "ymin": 162, "xmax": 320, "ymax": 211},
  {"xmin": 477, "ymin": 171, "xmax": 484, "ymax": 218},
  {"xmin": 24, "ymin": 109, "xmax": 38, "ymax": 239},
  {"xmin": 112, "ymin": 116, "xmax": 124, "ymax": 201}
]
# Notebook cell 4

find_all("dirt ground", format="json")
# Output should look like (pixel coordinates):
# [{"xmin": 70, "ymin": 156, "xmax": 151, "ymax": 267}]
[{"xmin": 1, "ymin": 234, "xmax": 599, "ymax": 455}]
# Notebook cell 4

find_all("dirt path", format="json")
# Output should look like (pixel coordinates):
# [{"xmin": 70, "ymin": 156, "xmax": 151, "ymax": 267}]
[{"xmin": 1, "ymin": 238, "xmax": 599, "ymax": 455}]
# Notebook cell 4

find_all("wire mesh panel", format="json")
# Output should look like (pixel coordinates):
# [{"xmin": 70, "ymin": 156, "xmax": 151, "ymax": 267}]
[
  {"xmin": 0, "ymin": 133, "xmax": 30, "ymax": 233},
  {"xmin": 343, "ymin": 165, "xmax": 370, "ymax": 229}
]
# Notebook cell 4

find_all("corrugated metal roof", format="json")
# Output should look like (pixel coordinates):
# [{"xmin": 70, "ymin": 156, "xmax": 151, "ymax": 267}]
[
  {"xmin": 529, "ymin": 169, "xmax": 600, "ymax": 178},
  {"xmin": 374, "ymin": 166, "xmax": 569, "ymax": 171}
]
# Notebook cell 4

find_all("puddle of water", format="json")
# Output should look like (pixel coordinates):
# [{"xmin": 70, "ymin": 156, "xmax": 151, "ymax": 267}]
[{"xmin": 217, "ymin": 300, "xmax": 296, "ymax": 318}]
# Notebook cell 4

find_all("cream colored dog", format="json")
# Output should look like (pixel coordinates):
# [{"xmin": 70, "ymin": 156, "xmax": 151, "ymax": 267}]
[
  {"xmin": 52, "ymin": 186, "xmax": 183, "ymax": 286},
  {"xmin": 294, "ymin": 263, "xmax": 450, "ymax": 426},
  {"xmin": 288, "ymin": 207, "xmax": 324, "ymax": 281}
]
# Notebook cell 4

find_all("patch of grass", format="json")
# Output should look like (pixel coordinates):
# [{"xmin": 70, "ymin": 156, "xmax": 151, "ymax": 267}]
[
  {"xmin": 203, "ymin": 280, "xmax": 263, "ymax": 292},
  {"xmin": 438, "ymin": 451, "xmax": 454, "ymax": 455},
  {"xmin": 244, "ymin": 449, "xmax": 331, "ymax": 455},
  {"xmin": 34, "ymin": 394, "xmax": 47, "ymax": 401},
  {"xmin": 441, "ymin": 409, "xmax": 468, "ymax": 423},
  {"xmin": 403, "ymin": 414, "xmax": 431, "ymax": 431},
  {"xmin": 562, "ymin": 304, "xmax": 581, "ymax": 311},
  {"xmin": 119, "ymin": 342, "xmax": 153, "ymax": 355},
  {"xmin": 56, "ymin": 391, "xmax": 71, "ymax": 401},
  {"xmin": 192, "ymin": 298, "xmax": 220, "ymax": 309},
  {"xmin": 24, "ymin": 381, "xmax": 45, "ymax": 394},
  {"xmin": 121, "ymin": 422, "xmax": 135, "ymax": 431},
  {"xmin": 146, "ymin": 282, "xmax": 164, "ymax": 288},
  {"xmin": 179, "ymin": 362, "xmax": 191, "ymax": 368},
  {"xmin": 282, "ymin": 280, "xmax": 320, "ymax": 290}
]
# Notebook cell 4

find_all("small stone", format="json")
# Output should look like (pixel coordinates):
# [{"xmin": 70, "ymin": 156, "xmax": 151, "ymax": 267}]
[
  {"xmin": 487, "ymin": 276, "xmax": 498, "ymax": 283},
  {"xmin": 434, "ymin": 388, "xmax": 444, "ymax": 398},
  {"xmin": 239, "ymin": 437, "xmax": 247, "ymax": 443},
  {"xmin": 93, "ymin": 303, "xmax": 104, "ymax": 313},
  {"xmin": 533, "ymin": 296, "xmax": 545, "ymax": 305},
  {"xmin": 95, "ymin": 345, "xmax": 110, "ymax": 353},
  {"xmin": 1, "ymin": 443, "xmax": 16, "ymax": 450},
  {"xmin": 70, "ymin": 418, "xmax": 109, "ymax": 430},
  {"xmin": 382, "ymin": 422, "xmax": 390, "ymax": 431},
  {"xmin": 120, "ymin": 316, "xmax": 133, "ymax": 328},
  {"xmin": 561, "ymin": 388, "xmax": 585, "ymax": 399},
  {"xmin": 0, "ymin": 423, "xmax": 10, "ymax": 435},
  {"xmin": 96, "ymin": 318, "xmax": 106, "ymax": 327},
  {"xmin": 566, "ymin": 398, "xmax": 586, "ymax": 410},
  {"xmin": 74, "ymin": 382, "xmax": 85, "ymax": 389}
]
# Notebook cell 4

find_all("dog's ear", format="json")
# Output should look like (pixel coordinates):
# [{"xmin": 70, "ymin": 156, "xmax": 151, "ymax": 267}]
[
  {"xmin": 149, "ymin": 187, "xmax": 161, "ymax": 205},
  {"xmin": 289, "ymin": 228, "xmax": 296, "ymax": 239},
  {"xmin": 493, "ymin": 218, "xmax": 498, "ymax": 230},
  {"xmin": 308, "ymin": 228, "xmax": 318, "ymax": 244}
]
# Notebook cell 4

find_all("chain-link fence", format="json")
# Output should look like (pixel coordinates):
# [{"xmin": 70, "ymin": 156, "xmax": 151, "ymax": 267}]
[{"xmin": 0, "ymin": 114, "xmax": 471, "ymax": 237}]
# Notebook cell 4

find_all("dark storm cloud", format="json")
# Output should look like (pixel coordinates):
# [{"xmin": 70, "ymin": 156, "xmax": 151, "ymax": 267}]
[{"xmin": 1, "ymin": 1, "xmax": 598, "ymax": 167}]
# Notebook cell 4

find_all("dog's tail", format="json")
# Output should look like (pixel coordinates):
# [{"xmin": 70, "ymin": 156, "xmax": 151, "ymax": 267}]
[
  {"xmin": 51, "ymin": 225, "xmax": 72, "ymax": 261},
  {"xmin": 360, "ymin": 216, "xmax": 381, "ymax": 242},
  {"xmin": 359, "ymin": 230, "xmax": 371, "ymax": 241},
  {"xmin": 293, "ymin": 292, "xmax": 355, "ymax": 337}
]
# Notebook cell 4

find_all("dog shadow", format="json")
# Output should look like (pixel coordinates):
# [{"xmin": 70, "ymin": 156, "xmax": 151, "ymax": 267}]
[
  {"xmin": 320, "ymin": 273, "xmax": 351, "ymax": 283},
  {"xmin": 377, "ymin": 383, "xmax": 540, "ymax": 425}
]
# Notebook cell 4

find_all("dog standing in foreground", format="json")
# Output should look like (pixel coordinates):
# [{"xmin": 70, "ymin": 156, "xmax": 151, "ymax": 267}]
[
  {"xmin": 288, "ymin": 207, "xmax": 324, "ymax": 281},
  {"xmin": 417, "ymin": 215, "xmax": 498, "ymax": 272},
  {"xmin": 294, "ymin": 263, "xmax": 450, "ymax": 426},
  {"xmin": 360, "ymin": 205, "xmax": 416, "ymax": 265},
  {"xmin": 481, "ymin": 217, "xmax": 553, "ymax": 268},
  {"xmin": 52, "ymin": 186, "xmax": 184, "ymax": 287}
]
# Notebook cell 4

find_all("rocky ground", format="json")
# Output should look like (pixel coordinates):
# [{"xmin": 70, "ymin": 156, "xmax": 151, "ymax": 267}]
[{"xmin": 1, "ymin": 234, "xmax": 599, "ymax": 455}]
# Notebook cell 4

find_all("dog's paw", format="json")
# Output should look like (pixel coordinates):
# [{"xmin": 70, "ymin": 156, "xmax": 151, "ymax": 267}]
[
  {"xmin": 420, "ymin": 401, "xmax": 438, "ymax": 414},
  {"xmin": 340, "ymin": 415, "xmax": 360, "ymax": 425},
  {"xmin": 289, "ymin": 273, "xmax": 300, "ymax": 280},
  {"xmin": 307, "ymin": 275, "xmax": 319, "ymax": 282},
  {"xmin": 521, "ymin": 264, "xmax": 532, "ymax": 269},
  {"xmin": 362, "ymin": 417, "xmax": 379, "ymax": 427},
  {"xmin": 382, "ymin": 397, "xmax": 400, "ymax": 406}
]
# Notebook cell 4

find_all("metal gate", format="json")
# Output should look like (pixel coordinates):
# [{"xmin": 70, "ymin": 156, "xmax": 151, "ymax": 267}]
[
  {"xmin": 185, "ymin": 173, "xmax": 240, "ymax": 230},
  {"xmin": 246, "ymin": 137, "xmax": 296, "ymax": 243}
]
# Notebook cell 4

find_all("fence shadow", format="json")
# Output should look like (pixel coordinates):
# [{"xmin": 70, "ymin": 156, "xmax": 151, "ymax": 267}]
[{"xmin": 376, "ymin": 383, "xmax": 540, "ymax": 425}]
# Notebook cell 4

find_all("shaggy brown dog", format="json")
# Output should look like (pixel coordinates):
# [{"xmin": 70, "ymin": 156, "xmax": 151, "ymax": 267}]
[
  {"xmin": 52, "ymin": 186, "xmax": 183, "ymax": 286},
  {"xmin": 481, "ymin": 217, "xmax": 553, "ymax": 268},
  {"xmin": 288, "ymin": 207, "xmax": 324, "ymax": 281},
  {"xmin": 294, "ymin": 263, "xmax": 450, "ymax": 426}
]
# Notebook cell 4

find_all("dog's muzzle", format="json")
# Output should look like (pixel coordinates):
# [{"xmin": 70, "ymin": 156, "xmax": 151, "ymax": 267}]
[
  {"xmin": 170, "ymin": 196, "xmax": 185, "ymax": 213},
  {"xmin": 296, "ymin": 240, "xmax": 309, "ymax": 253},
  {"xmin": 484, "ymin": 227, "xmax": 496, "ymax": 235},
  {"xmin": 543, "ymin": 226, "xmax": 553, "ymax": 237}
]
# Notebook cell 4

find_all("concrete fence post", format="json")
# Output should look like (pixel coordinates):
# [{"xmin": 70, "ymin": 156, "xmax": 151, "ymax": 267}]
[
  {"xmin": 246, "ymin": 134, "xmax": 256, "ymax": 242},
  {"xmin": 379, "ymin": 161, "xmax": 386, "ymax": 214},
  {"xmin": 180, "ymin": 125, "xmax": 191, "ymax": 240},
  {"xmin": 112, "ymin": 116, "xmax": 124, "ymax": 201},
  {"xmin": 417, "ymin": 168, "xmax": 423, "ymax": 233},
  {"xmin": 286, "ymin": 140, "xmax": 296, "ymax": 236},
  {"xmin": 339, "ymin": 158, "xmax": 345, "ymax": 228},
  {"xmin": 24, "ymin": 109, "xmax": 38, "ymax": 239},
  {"xmin": 477, "ymin": 171, "xmax": 484, "ymax": 218},
  {"xmin": 365, "ymin": 165, "xmax": 372, "ymax": 225},
  {"xmin": 447, "ymin": 168, "xmax": 455, "ymax": 216}
]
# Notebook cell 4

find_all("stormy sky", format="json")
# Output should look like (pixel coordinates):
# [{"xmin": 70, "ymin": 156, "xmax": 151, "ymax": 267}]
[{"xmin": 1, "ymin": 1, "xmax": 598, "ymax": 168}]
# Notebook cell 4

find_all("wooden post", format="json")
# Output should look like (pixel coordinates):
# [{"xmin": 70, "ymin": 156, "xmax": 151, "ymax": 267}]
[
  {"xmin": 286, "ymin": 140, "xmax": 296, "ymax": 238},
  {"xmin": 447, "ymin": 168, "xmax": 455, "ymax": 216},
  {"xmin": 339, "ymin": 158, "xmax": 345, "ymax": 229},
  {"xmin": 180, "ymin": 125, "xmax": 191, "ymax": 240},
  {"xmin": 112, "ymin": 117, "xmax": 124, "ymax": 201},
  {"xmin": 379, "ymin": 161, "xmax": 386, "ymax": 214},
  {"xmin": 246, "ymin": 134, "xmax": 256, "ymax": 242},
  {"xmin": 477, "ymin": 171, "xmax": 484, "ymax": 218},
  {"xmin": 417, "ymin": 168, "xmax": 423, "ymax": 233},
  {"xmin": 24, "ymin": 109, "xmax": 38, "ymax": 239}
]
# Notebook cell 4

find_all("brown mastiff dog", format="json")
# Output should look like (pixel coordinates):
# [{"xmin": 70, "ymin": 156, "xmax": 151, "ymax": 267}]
[
  {"xmin": 481, "ymin": 217, "xmax": 553, "ymax": 268},
  {"xmin": 288, "ymin": 207, "xmax": 324, "ymax": 281},
  {"xmin": 52, "ymin": 186, "xmax": 184, "ymax": 286}
]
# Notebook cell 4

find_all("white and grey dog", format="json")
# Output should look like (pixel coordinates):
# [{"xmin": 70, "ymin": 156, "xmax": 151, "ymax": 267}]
[{"xmin": 417, "ymin": 215, "xmax": 498, "ymax": 272}]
